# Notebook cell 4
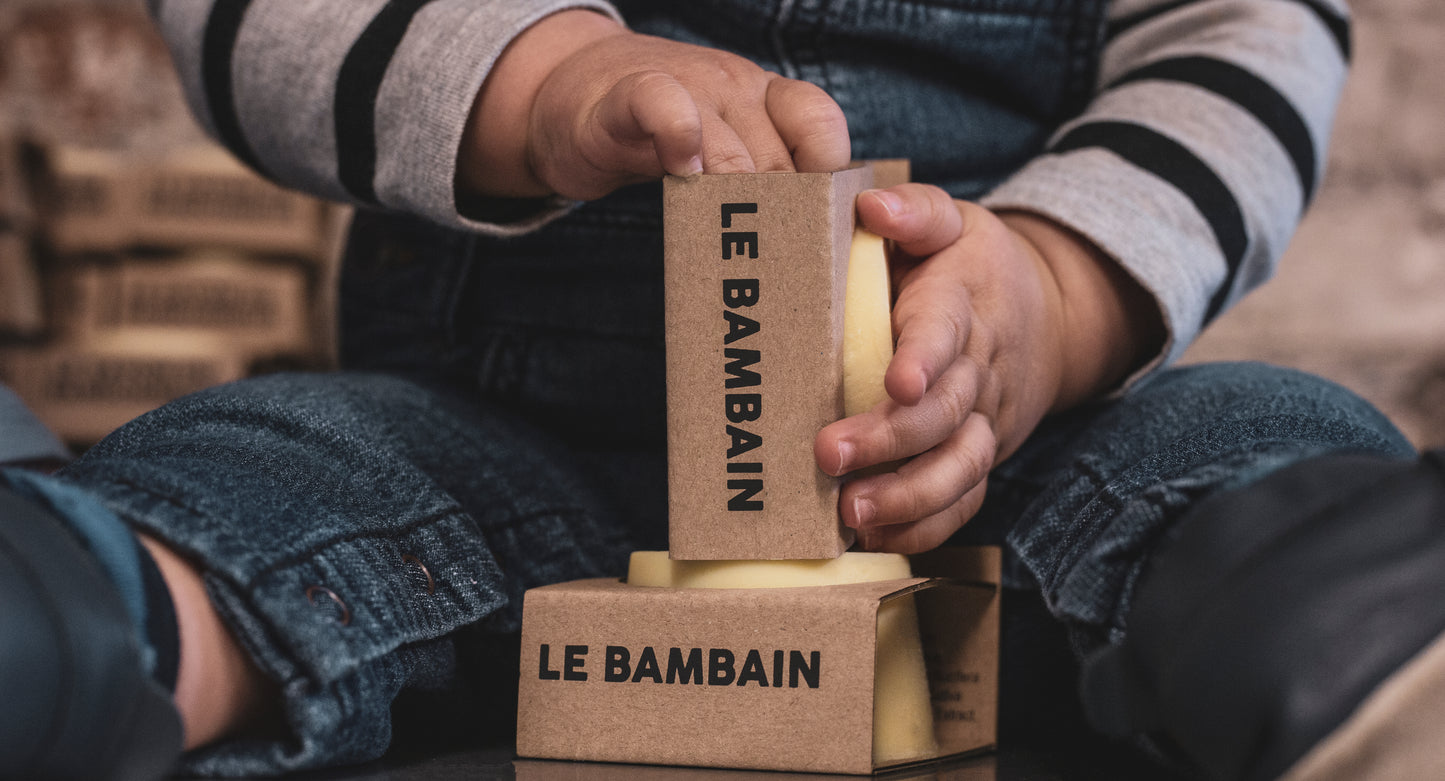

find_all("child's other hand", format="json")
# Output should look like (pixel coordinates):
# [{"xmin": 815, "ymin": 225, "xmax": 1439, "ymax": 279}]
[
  {"xmin": 459, "ymin": 10, "xmax": 851, "ymax": 201},
  {"xmin": 814, "ymin": 185, "xmax": 1162, "ymax": 554}
]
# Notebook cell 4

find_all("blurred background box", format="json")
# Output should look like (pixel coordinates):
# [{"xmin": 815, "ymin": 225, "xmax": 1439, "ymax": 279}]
[
  {"xmin": 48, "ymin": 251, "xmax": 311, "ymax": 359},
  {"xmin": 31, "ymin": 144, "xmax": 130, "ymax": 251},
  {"xmin": 0, "ymin": 134, "xmax": 34, "ymax": 229},
  {"xmin": 36, "ymin": 143, "xmax": 330, "ymax": 258},
  {"xmin": 0, "ymin": 231, "xmax": 44, "ymax": 337},
  {"xmin": 0, "ymin": 332, "xmax": 249, "ymax": 444}
]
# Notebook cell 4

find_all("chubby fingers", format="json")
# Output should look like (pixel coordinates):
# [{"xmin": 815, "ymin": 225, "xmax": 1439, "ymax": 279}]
[
  {"xmin": 855, "ymin": 186, "xmax": 975, "ymax": 405},
  {"xmin": 847, "ymin": 412, "xmax": 997, "ymax": 554},
  {"xmin": 764, "ymin": 77, "xmax": 851, "ymax": 173},
  {"xmin": 602, "ymin": 67, "xmax": 849, "ymax": 177},
  {"xmin": 856, "ymin": 480, "xmax": 990, "ymax": 554},
  {"xmin": 595, "ymin": 67, "xmax": 778, "ymax": 178},
  {"xmin": 887, "ymin": 275, "xmax": 976, "ymax": 406},
  {"xmin": 816, "ymin": 355, "xmax": 986, "ymax": 477},
  {"xmin": 700, "ymin": 74, "xmax": 849, "ymax": 174},
  {"xmin": 599, "ymin": 70, "xmax": 705, "ymax": 177}
]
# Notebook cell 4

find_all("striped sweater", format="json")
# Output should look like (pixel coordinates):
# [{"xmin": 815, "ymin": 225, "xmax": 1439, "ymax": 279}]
[{"xmin": 148, "ymin": 0, "xmax": 1351, "ymax": 369}]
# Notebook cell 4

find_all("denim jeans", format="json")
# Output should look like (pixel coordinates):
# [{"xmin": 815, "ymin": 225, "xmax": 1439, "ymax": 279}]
[
  {"xmin": 32, "ymin": 0, "xmax": 1418, "ymax": 773},
  {"xmin": 47, "ymin": 356, "xmax": 1412, "ymax": 774}
]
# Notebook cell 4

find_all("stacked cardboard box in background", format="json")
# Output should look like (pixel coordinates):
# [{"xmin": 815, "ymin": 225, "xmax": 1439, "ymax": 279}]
[
  {"xmin": 38, "ymin": 144, "xmax": 327, "ymax": 256},
  {"xmin": 0, "ymin": 140, "xmax": 340, "ymax": 446},
  {"xmin": 0, "ymin": 134, "xmax": 45, "ymax": 340}
]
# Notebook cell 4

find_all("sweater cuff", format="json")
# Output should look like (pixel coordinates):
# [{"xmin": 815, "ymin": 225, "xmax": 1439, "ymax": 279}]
[
  {"xmin": 982, "ymin": 149, "xmax": 1230, "ymax": 380},
  {"xmin": 372, "ymin": 0, "xmax": 623, "ymax": 235}
]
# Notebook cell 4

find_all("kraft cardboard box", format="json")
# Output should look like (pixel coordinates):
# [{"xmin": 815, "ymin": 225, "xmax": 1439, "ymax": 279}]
[
  {"xmin": 35, "ymin": 145, "xmax": 133, "ymax": 251},
  {"xmin": 516, "ymin": 547, "xmax": 1000, "ymax": 775},
  {"xmin": 0, "ymin": 232, "xmax": 45, "ymax": 337},
  {"xmin": 663, "ymin": 165, "xmax": 869, "ymax": 560},
  {"xmin": 48, "ymin": 252, "xmax": 311, "ymax": 357},
  {"xmin": 516, "ymin": 164, "xmax": 997, "ymax": 775},
  {"xmin": 662, "ymin": 162, "xmax": 910, "ymax": 560},
  {"xmin": 0, "ymin": 333, "xmax": 248, "ymax": 444},
  {"xmin": 513, "ymin": 757, "xmax": 995, "ymax": 781},
  {"xmin": 38, "ymin": 144, "xmax": 328, "ymax": 257}
]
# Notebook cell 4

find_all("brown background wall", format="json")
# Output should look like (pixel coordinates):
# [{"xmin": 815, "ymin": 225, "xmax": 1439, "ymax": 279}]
[{"xmin": 2, "ymin": 0, "xmax": 1442, "ymax": 447}]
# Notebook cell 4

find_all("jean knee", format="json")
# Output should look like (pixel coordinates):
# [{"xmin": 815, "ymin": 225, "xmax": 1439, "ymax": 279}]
[{"xmin": 1131, "ymin": 362, "xmax": 1413, "ymax": 458}]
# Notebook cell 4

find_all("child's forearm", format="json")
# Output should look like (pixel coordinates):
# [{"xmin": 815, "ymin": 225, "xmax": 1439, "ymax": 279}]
[
  {"xmin": 998, "ymin": 211, "xmax": 1165, "ymax": 412},
  {"xmin": 982, "ymin": 0, "xmax": 1350, "ymax": 369}
]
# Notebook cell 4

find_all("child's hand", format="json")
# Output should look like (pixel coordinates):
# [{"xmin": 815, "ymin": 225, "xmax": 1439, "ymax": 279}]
[
  {"xmin": 815, "ymin": 185, "xmax": 1162, "ymax": 553},
  {"xmin": 459, "ymin": 10, "xmax": 851, "ymax": 201}
]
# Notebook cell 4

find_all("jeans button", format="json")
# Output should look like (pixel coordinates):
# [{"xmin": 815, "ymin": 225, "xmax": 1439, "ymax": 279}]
[
  {"xmin": 401, "ymin": 553, "xmax": 435, "ymax": 595},
  {"xmin": 304, "ymin": 585, "xmax": 351, "ymax": 625}
]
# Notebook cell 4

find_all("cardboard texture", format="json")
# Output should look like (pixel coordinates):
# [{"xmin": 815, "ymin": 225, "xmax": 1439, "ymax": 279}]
[
  {"xmin": 516, "ymin": 548, "xmax": 1000, "ymax": 775},
  {"xmin": 663, "ymin": 165, "xmax": 874, "ymax": 560},
  {"xmin": 911, "ymin": 547, "xmax": 1003, "ymax": 753},
  {"xmin": 0, "ymin": 232, "xmax": 44, "ymax": 336},
  {"xmin": 0, "ymin": 334, "xmax": 248, "ymax": 444},
  {"xmin": 38, "ymin": 144, "xmax": 327, "ymax": 257},
  {"xmin": 513, "ymin": 751, "xmax": 998, "ymax": 781},
  {"xmin": 48, "ymin": 252, "xmax": 310, "ymax": 356},
  {"xmin": 517, "ymin": 165, "xmax": 999, "ymax": 775}
]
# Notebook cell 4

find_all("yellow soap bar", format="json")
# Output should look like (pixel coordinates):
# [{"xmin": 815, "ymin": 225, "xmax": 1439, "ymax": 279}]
[
  {"xmin": 627, "ymin": 552, "xmax": 939, "ymax": 765},
  {"xmin": 843, "ymin": 227, "xmax": 894, "ymax": 418}
]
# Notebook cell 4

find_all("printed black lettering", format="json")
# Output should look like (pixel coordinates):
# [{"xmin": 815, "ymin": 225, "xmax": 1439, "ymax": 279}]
[
  {"xmin": 727, "ymin": 462, "xmax": 762, "ymax": 473},
  {"xmin": 592, "ymin": 646, "xmax": 821, "ymax": 690},
  {"xmin": 737, "ymin": 650, "xmax": 770, "ymax": 687},
  {"xmin": 723, "ymin": 310, "xmax": 760, "ymax": 344},
  {"xmin": 726, "ymin": 425, "xmax": 762, "ymax": 458},
  {"xmin": 789, "ymin": 650, "xmax": 820, "ymax": 689},
  {"xmin": 722, "ymin": 279, "xmax": 759, "ymax": 308},
  {"xmin": 721, "ymin": 232, "xmax": 759, "ymax": 260},
  {"xmin": 725, "ymin": 393, "xmax": 761, "ymax": 423},
  {"xmin": 538, "ymin": 643, "xmax": 561, "ymax": 680},
  {"xmin": 632, "ymin": 647, "xmax": 664, "ymax": 684},
  {"xmin": 709, "ymin": 648, "xmax": 737, "ymax": 686},
  {"xmin": 564, "ymin": 645, "xmax": 589, "ymax": 681},
  {"xmin": 727, "ymin": 479, "xmax": 764, "ymax": 511},
  {"xmin": 667, "ymin": 647, "xmax": 703, "ymax": 684},
  {"xmin": 723, "ymin": 349, "xmax": 761, "ymax": 388},
  {"xmin": 604, "ymin": 646, "xmax": 630, "ymax": 683},
  {"xmin": 720, "ymin": 202, "xmax": 758, "ymax": 228}
]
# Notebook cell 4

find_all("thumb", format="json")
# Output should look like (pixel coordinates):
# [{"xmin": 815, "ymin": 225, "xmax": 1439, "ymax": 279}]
[{"xmin": 856, "ymin": 184, "xmax": 964, "ymax": 259}]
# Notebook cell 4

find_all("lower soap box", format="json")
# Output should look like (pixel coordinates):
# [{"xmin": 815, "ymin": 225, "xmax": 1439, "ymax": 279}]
[{"xmin": 516, "ymin": 547, "xmax": 1000, "ymax": 775}]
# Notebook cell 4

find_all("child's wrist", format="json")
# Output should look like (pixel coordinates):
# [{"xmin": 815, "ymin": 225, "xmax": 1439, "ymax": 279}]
[
  {"xmin": 997, "ymin": 210, "xmax": 1163, "ymax": 411},
  {"xmin": 458, "ymin": 9, "xmax": 627, "ymax": 199}
]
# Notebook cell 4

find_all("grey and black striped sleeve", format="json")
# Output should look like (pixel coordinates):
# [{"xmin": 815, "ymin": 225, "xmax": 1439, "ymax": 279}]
[
  {"xmin": 148, "ymin": 0, "xmax": 623, "ymax": 235},
  {"xmin": 981, "ymin": 0, "xmax": 1352, "ymax": 369}
]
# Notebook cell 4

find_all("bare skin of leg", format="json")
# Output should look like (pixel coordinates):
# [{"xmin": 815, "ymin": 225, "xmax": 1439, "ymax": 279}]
[{"xmin": 139, "ymin": 534, "xmax": 281, "ymax": 750}]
